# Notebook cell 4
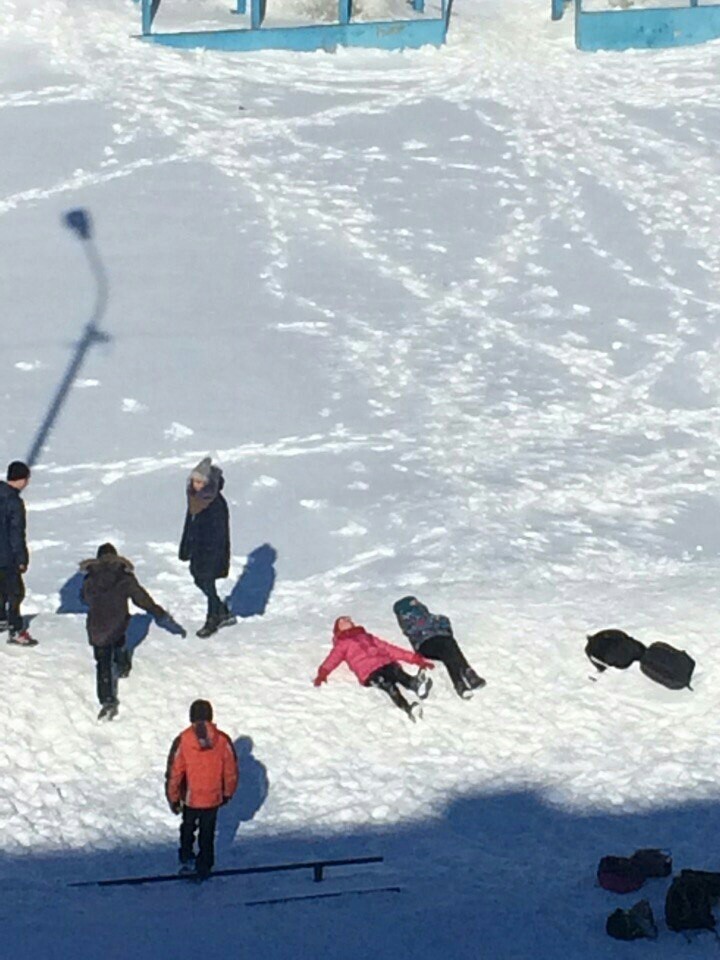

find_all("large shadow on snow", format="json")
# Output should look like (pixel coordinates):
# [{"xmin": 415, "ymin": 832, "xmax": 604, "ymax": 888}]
[
  {"xmin": 5, "ymin": 787, "xmax": 720, "ymax": 958},
  {"xmin": 216, "ymin": 737, "xmax": 269, "ymax": 853},
  {"xmin": 226, "ymin": 543, "xmax": 277, "ymax": 619},
  {"xmin": 57, "ymin": 571, "xmax": 89, "ymax": 614}
]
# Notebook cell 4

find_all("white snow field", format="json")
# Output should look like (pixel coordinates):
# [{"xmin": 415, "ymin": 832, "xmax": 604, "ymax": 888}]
[{"xmin": 2, "ymin": 0, "xmax": 720, "ymax": 955}]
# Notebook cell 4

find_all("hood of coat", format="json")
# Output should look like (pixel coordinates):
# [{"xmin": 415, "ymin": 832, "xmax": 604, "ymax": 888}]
[
  {"xmin": 79, "ymin": 554, "xmax": 134, "ymax": 589},
  {"xmin": 332, "ymin": 621, "xmax": 366, "ymax": 645},
  {"xmin": 187, "ymin": 720, "xmax": 218, "ymax": 752},
  {"xmin": 393, "ymin": 595, "xmax": 430, "ymax": 624},
  {"xmin": 187, "ymin": 465, "xmax": 225, "ymax": 516}
]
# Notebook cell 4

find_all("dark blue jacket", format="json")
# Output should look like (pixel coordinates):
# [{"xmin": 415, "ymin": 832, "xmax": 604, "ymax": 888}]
[
  {"xmin": 0, "ymin": 481, "xmax": 28, "ymax": 570},
  {"xmin": 393, "ymin": 596, "xmax": 453, "ymax": 652},
  {"xmin": 179, "ymin": 484, "xmax": 230, "ymax": 581}
]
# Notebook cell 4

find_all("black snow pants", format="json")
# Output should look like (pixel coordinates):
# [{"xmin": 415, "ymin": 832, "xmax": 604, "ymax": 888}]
[
  {"xmin": 192, "ymin": 574, "xmax": 224, "ymax": 621},
  {"xmin": 180, "ymin": 806, "xmax": 218, "ymax": 878},
  {"xmin": 417, "ymin": 634, "xmax": 472, "ymax": 694},
  {"xmin": 366, "ymin": 663, "xmax": 421, "ymax": 714},
  {"xmin": 0, "ymin": 567, "xmax": 25, "ymax": 632},
  {"xmin": 93, "ymin": 642, "xmax": 130, "ymax": 706}
]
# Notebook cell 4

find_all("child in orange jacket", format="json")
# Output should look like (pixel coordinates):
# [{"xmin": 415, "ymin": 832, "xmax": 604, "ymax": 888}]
[{"xmin": 165, "ymin": 699, "xmax": 238, "ymax": 880}]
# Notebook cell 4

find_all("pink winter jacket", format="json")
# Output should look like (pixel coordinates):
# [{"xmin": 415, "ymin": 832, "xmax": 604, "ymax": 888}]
[{"xmin": 316, "ymin": 624, "xmax": 429, "ymax": 686}]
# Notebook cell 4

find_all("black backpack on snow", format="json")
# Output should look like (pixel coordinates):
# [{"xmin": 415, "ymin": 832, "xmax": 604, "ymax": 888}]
[
  {"xmin": 665, "ymin": 871, "xmax": 719, "ymax": 932},
  {"xmin": 585, "ymin": 629, "xmax": 646, "ymax": 673},
  {"xmin": 640, "ymin": 642, "xmax": 695, "ymax": 690}
]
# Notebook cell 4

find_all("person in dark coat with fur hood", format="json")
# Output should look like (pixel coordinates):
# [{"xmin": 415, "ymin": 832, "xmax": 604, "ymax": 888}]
[
  {"xmin": 81, "ymin": 543, "xmax": 174, "ymax": 721},
  {"xmin": 179, "ymin": 457, "xmax": 235, "ymax": 638},
  {"xmin": 393, "ymin": 596, "xmax": 486, "ymax": 699}
]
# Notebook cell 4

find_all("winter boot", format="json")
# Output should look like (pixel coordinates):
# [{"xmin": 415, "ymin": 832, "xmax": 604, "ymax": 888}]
[
  {"xmin": 407, "ymin": 702, "xmax": 424, "ymax": 723},
  {"xmin": 0, "ymin": 619, "xmax": 8, "ymax": 633},
  {"xmin": 463, "ymin": 668, "xmax": 486, "ymax": 691},
  {"xmin": 178, "ymin": 861, "xmax": 196, "ymax": 877},
  {"xmin": 196, "ymin": 617, "xmax": 220, "ymax": 639},
  {"xmin": 7, "ymin": 629, "xmax": 38, "ymax": 647},
  {"xmin": 217, "ymin": 603, "xmax": 237, "ymax": 630},
  {"xmin": 414, "ymin": 669, "xmax": 433, "ymax": 701},
  {"xmin": 97, "ymin": 703, "xmax": 119, "ymax": 722},
  {"xmin": 454, "ymin": 677, "xmax": 473, "ymax": 699}
]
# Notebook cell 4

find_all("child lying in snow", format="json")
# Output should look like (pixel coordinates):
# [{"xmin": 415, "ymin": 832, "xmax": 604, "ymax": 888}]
[
  {"xmin": 392, "ymin": 596, "xmax": 485, "ymax": 698},
  {"xmin": 313, "ymin": 616, "xmax": 434, "ymax": 722}
]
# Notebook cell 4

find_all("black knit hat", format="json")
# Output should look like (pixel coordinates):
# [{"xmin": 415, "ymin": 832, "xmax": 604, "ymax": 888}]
[
  {"xmin": 189, "ymin": 699, "xmax": 213, "ymax": 723},
  {"xmin": 96, "ymin": 543, "xmax": 118, "ymax": 559},
  {"xmin": 7, "ymin": 461, "xmax": 30, "ymax": 482}
]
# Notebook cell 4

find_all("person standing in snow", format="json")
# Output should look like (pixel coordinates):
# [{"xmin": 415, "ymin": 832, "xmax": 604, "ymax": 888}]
[
  {"xmin": 179, "ymin": 457, "xmax": 234, "ymax": 638},
  {"xmin": 392, "ymin": 596, "xmax": 485, "ymax": 698},
  {"xmin": 81, "ymin": 542, "xmax": 179, "ymax": 721},
  {"xmin": 313, "ymin": 617, "xmax": 434, "ymax": 722},
  {"xmin": 165, "ymin": 699, "xmax": 239, "ymax": 881},
  {"xmin": 0, "ymin": 461, "xmax": 37, "ymax": 647}
]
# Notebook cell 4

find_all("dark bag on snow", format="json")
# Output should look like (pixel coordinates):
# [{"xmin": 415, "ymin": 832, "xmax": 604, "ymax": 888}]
[
  {"xmin": 597, "ymin": 850, "xmax": 672, "ymax": 893},
  {"xmin": 665, "ymin": 872, "xmax": 717, "ymax": 932},
  {"xmin": 586, "ymin": 629, "xmax": 646, "ymax": 673},
  {"xmin": 630, "ymin": 848, "xmax": 672, "ymax": 879},
  {"xmin": 597, "ymin": 856, "xmax": 645, "ymax": 893},
  {"xmin": 640, "ymin": 642, "xmax": 695, "ymax": 690},
  {"xmin": 606, "ymin": 899, "xmax": 658, "ymax": 941}
]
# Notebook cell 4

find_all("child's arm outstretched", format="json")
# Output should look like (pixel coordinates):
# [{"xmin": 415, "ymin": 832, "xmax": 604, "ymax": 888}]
[
  {"xmin": 372, "ymin": 637, "xmax": 434, "ymax": 670},
  {"xmin": 313, "ymin": 641, "xmax": 348, "ymax": 686}
]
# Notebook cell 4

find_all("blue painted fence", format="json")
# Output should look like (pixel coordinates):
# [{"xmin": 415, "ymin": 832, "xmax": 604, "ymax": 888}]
[
  {"xmin": 553, "ymin": 0, "xmax": 720, "ymax": 50},
  {"xmin": 140, "ymin": 0, "xmax": 451, "ymax": 52}
]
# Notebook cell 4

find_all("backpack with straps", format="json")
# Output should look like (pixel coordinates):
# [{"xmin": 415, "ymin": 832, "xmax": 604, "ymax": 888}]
[
  {"xmin": 665, "ymin": 873, "xmax": 717, "ymax": 933},
  {"xmin": 640, "ymin": 642, "xmax": 695, "ymax": 691},
  {"xmin": 586, "ymin": 630, "xmax": 646, "ymax": 673}
]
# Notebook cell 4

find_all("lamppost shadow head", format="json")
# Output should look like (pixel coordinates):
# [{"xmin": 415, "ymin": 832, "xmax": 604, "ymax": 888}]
[{"xmin": 63, "ymin": 208, "xmax": 92, "ymax": 241}]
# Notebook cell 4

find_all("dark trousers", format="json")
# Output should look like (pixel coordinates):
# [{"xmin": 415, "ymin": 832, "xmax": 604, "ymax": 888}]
[
  {"xmin": 180, "ymin": 806, "xmax": 218, "ymax": 877},
  {"xmin": 418, "ymin": 635, "xmax": 470, "ymax": 690},
  {"xmin": 192, "ymin": 573, "xmax": 223, "ymax": 620},
  {"xmin": 0, "ymin": 567, "xmax": 25, "ymax": 632},
  {"xmin": 366, "ymin": 663, "xmax": 421, "ymax": 713},
  {"xmin": 93, "ymin": 642, "xmax": 128, "ymax": 706}
]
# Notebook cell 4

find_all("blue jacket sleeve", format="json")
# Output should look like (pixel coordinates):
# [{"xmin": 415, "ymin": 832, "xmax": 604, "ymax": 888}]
[{"xmin": 9, "ymin": 497, "xmax": 28, "ymax": 568}]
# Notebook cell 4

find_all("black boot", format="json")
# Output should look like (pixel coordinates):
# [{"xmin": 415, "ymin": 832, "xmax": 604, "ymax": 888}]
[
  {"xmin": 464, "ymin": 668, "xmax": 486, "ymax": 691},
  {"xmin": 98, "ymin": 702, "xmax": 119, "ymax": 721},
  {"xmin": 196, "ymin": 617, "xmax": 220, "ymax": 639},
  {"xmin": 413, "ymin": 669, "xmax": 433, "ymax": 700},
  {"xmin": 217, "ymin": 603, "xmax": 237, "ymax": 630}
]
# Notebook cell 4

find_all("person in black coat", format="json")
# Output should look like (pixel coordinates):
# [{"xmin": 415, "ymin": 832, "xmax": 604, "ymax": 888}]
[
  {"xmin": 179, "ymin": 458, "xmax": 235, "ymax": 638},
  {"xmin": 0, "ymin": 461, "xmax": 37, "ymax": 647},
  {"xmin": 81, "ymin": 542, "xmax": 179, "ymax": 720}
]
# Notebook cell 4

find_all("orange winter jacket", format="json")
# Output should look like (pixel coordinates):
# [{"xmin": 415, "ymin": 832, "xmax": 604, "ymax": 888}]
[{"xmin": 165, "ymin": 722, "xmax": 238, "ymax": 810}]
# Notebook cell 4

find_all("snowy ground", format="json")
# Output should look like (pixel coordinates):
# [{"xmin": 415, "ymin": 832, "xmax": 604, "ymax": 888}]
[{"xmin": 2, "ymin": 0, "xmax": 720, "ymax": 956}]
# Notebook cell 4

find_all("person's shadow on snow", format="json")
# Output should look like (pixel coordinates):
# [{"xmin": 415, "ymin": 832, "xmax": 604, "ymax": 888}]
[
  {"xmin": 217, "ymin": 737, "xmax": 269, "ymax": 854},
  {"xmin": 226, "ymin": 543, "xmax": 277, "ymax": 618},
  {"xmin": 56, "ymin": 572, "xmax": 89, "ymax": 614}
]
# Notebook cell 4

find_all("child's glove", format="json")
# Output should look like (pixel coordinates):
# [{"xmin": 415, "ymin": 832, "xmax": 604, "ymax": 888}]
[
  {"xmin": 417, "ymin": 658, "xmax": 434, "ymax": 670},
  {"xmin": 313, "ymin": 671, "xmax": 328, "ymax": 687},
  {"xmin": 169, "ymin": 801, "xmax": 182, "ymax": 815}
]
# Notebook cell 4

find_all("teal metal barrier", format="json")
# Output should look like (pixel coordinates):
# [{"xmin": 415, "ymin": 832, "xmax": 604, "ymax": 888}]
[
  {"xmin": 139, "ymin": 0, "xmax": 452, "ymax": 52},
  {"xmin": 577, "ymin": 0, "xmax": 720, "ymax": 50},
  {"xmin": 552, "ymin": 0, "xmax": 720, "ymax": 50}
]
